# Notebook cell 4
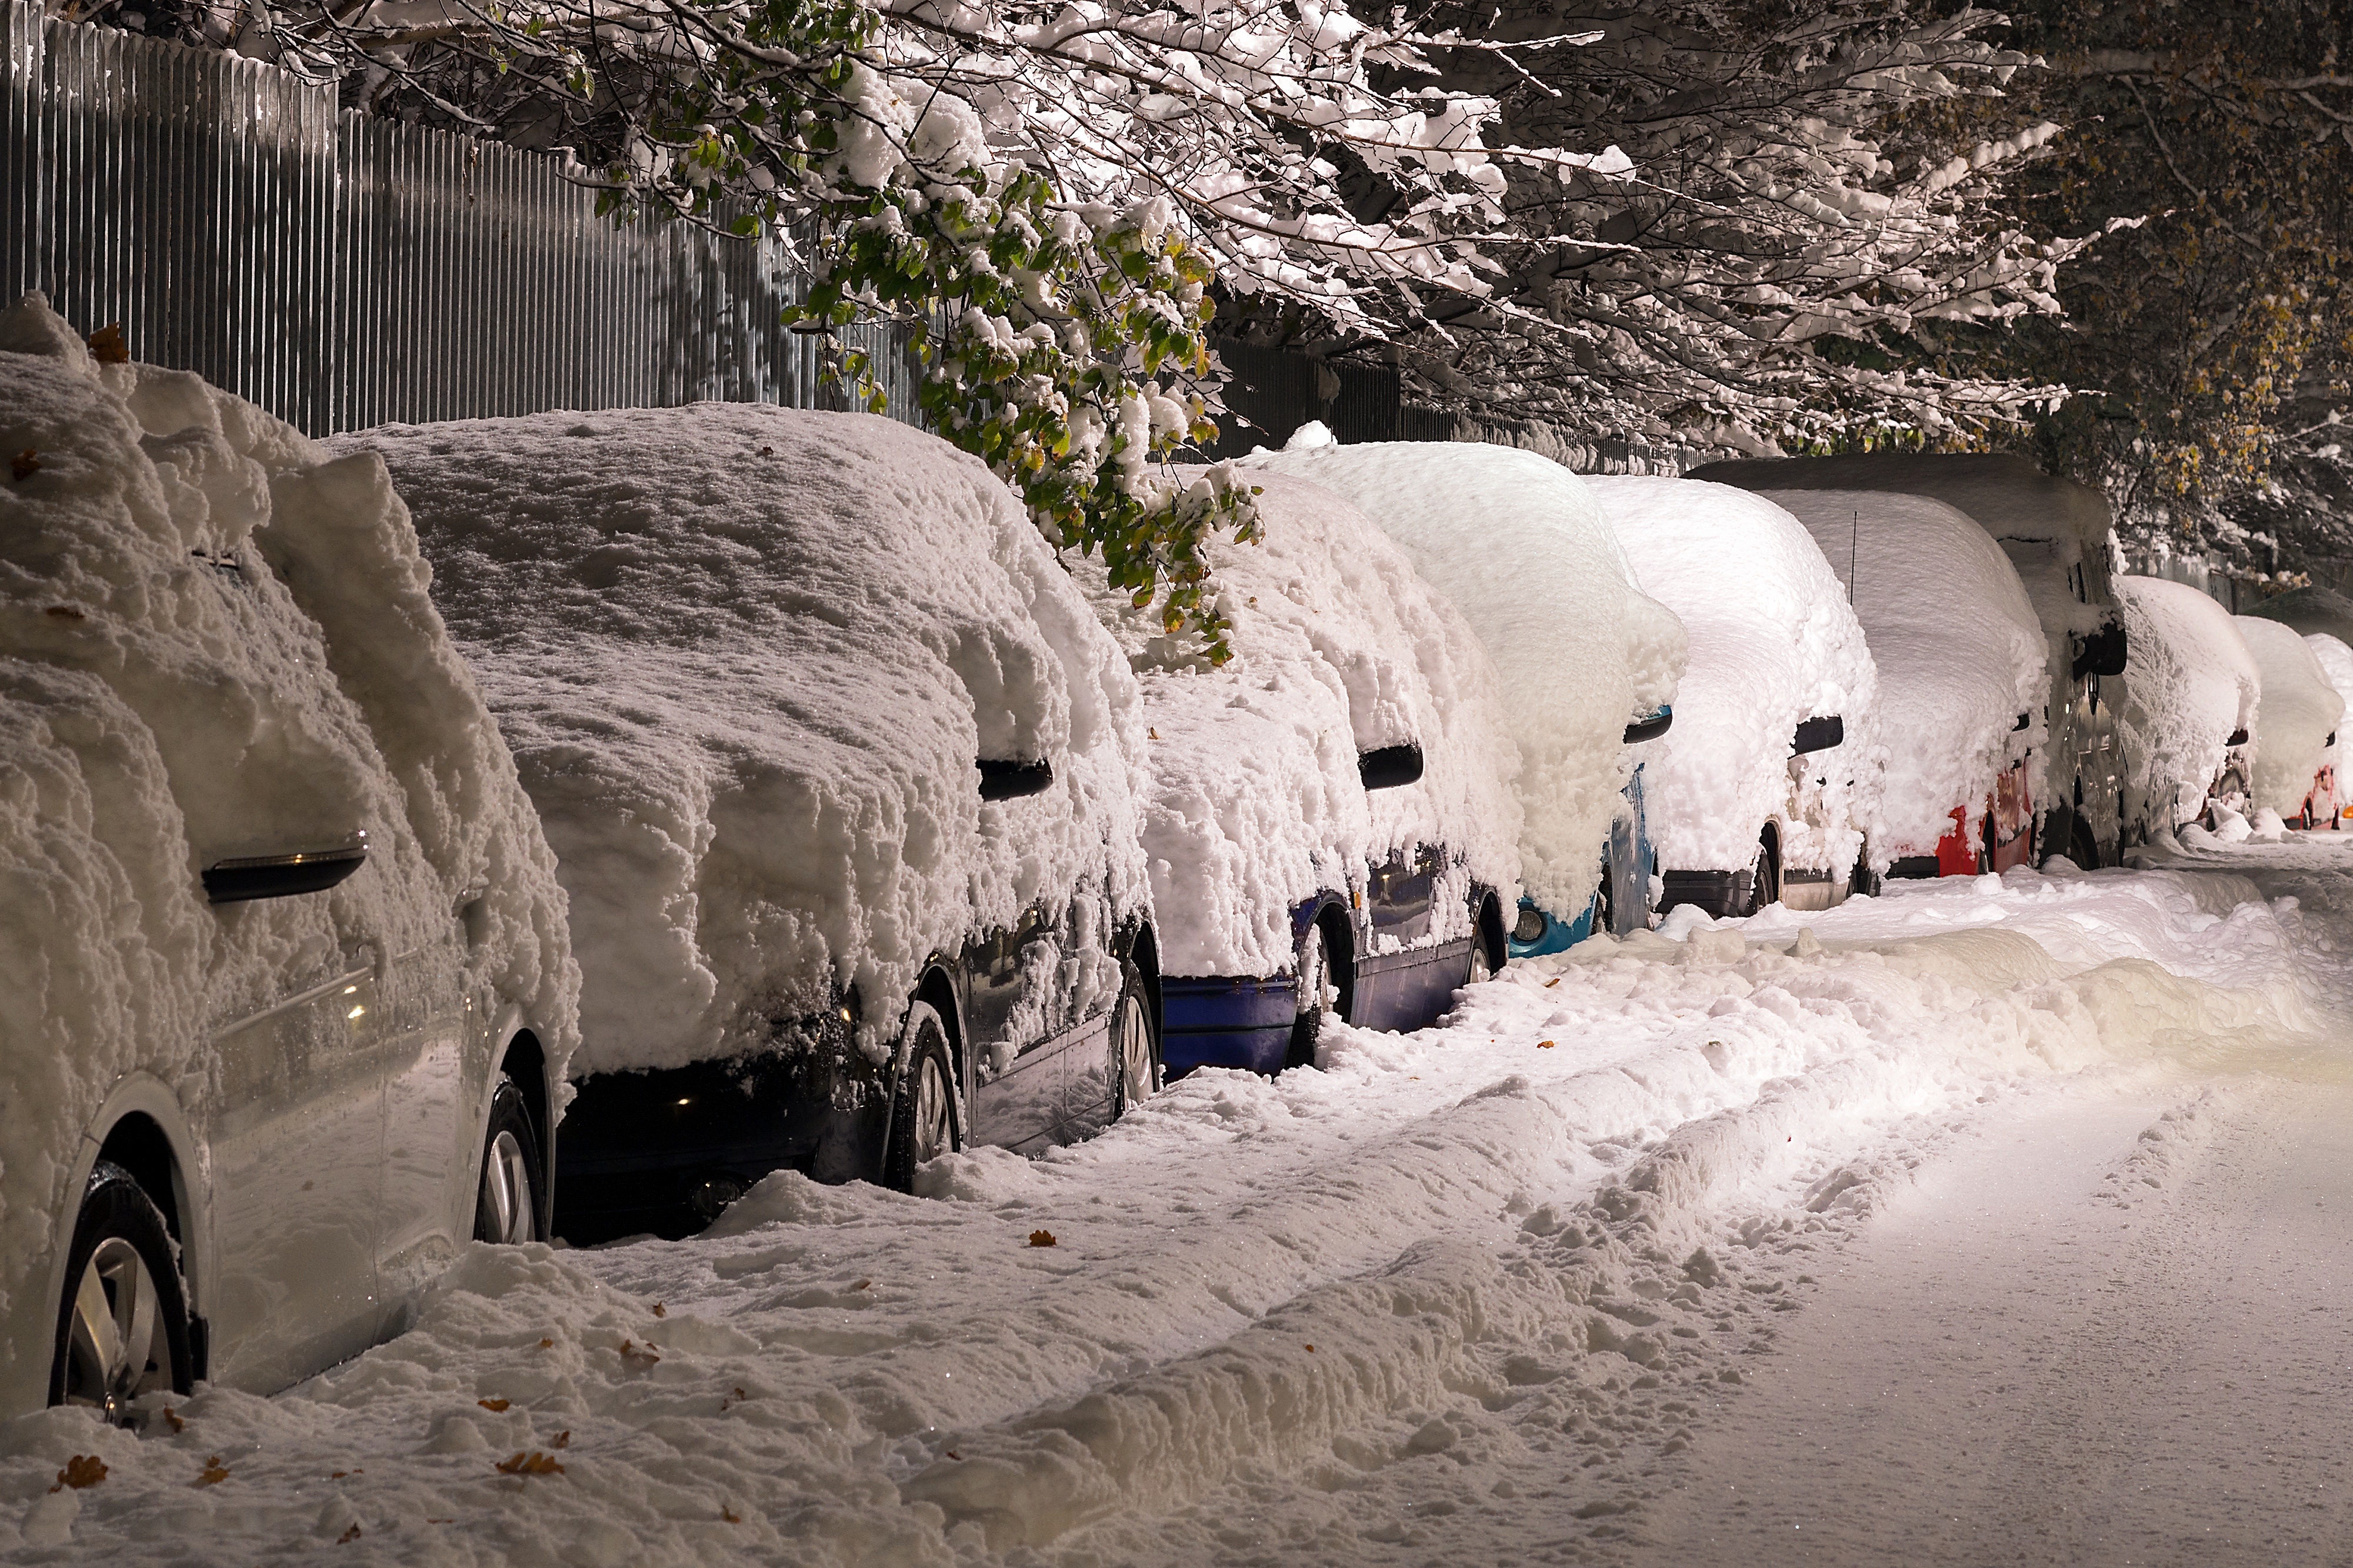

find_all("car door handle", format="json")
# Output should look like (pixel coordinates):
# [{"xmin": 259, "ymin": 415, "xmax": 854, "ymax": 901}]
[{"xmin": 202, "ymin": 832, "xmax": 369, "ymax": 903}]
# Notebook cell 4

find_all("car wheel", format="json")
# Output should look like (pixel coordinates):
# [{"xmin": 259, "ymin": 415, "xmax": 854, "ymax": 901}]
[
  {"xmin": 1285, "ymin": 919, "xmax": 1333, "ymax": 1071},
  {"xmin": 1109, "ymin": 963, "xmax": 1161, "ymax": 1122},
  {"xmin": 474, "ymin": 1075, "xmax": 544, "ymax": 1245},
  {"xmin": 51, "ymin": 1162, "xmax": 193, "ymax": 1424},
  {"xmin": 881, "ymin": 1002, "xmax": 962, "ymax": 1192},
  {"xmin": 1593, "ymin": 865, "xmax": 1616, "ymax": 939}
]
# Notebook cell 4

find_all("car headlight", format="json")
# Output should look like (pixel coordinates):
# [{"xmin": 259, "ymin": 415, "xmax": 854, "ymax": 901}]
[{"xmin": 1512, "ymin": 906, "xmax": 1547, "ymax": 944}]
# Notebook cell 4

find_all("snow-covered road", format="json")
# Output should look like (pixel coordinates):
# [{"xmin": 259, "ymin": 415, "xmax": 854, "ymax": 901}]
[{"xmin": 6, "ymin": 840, "xmax": 2351, "ymax": 1565}]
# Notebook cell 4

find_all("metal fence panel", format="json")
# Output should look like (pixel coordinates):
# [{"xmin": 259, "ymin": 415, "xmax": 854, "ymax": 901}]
[{"xmin": 0, "ymin": 0, "xmax": 923, "ymax": 439}]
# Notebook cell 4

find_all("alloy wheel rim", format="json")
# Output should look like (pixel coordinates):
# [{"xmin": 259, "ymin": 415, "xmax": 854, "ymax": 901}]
[
  {"xmin": 1119, "ymin": 990, "xmax": 1154, "ymax": 1103},
  {"xmin": 65, "ymin": 1237, "xmax": 165, "ymax": 1422},
  {"xmin": 914, "ymin": 1049, "xmax": 954, "ymax": 1162},
  {"xmin": 479, "ymin": 1129, "xmax": 535, "ymax": 1244}
]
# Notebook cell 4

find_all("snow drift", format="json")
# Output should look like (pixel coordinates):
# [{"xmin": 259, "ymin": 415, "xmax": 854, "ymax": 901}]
[
  {"xmin": 334, "ymin": 406, "xmax": 1151, "ymax": 1076},
  {"xmin": 1751, "ymin": 489, "xmax": 2047, "ymax": 862},
  {"xmin": 1238, "ymin": 441, "xmax": 1685, "ymax": 920},
  {"xmin": 2114, "ymin": 576, "xmax": 2261, "ymax": 830},
  {"xmin": 1584, "ymin": 477, "xmax": 1881, "ymax": 878},
  {"xmin": 1073, "ymin": 469, "xmax": 1520, "ymax": 977},
  {"xmin": 0, "ymin": 293, "xmax": 576, "ymax": 1387},
  {"xmin": 2234, "ymin": 616, "xmax": 2345, "ymax": 819}
]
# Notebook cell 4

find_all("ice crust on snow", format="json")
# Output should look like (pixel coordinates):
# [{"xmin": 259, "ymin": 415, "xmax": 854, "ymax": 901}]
[
  {"xmin": 1585, "ymin": 478, "xmax": 1881, "ymax": 878},
  {"xmin": 2114, "ymin": 576, "xmax": 2260, "ymax": 829},
  {"xmin": 1754, "ymin": 489, "xmax": 2047, "ymax": 861},
  {"xmin": 333, "ymin": 406, "xmax": 1151, "ymax": 1074},
  {"xmin": 0, "ymin": 295, "xmax": 576, "ymax": 1356},
  {"xmin": 2234, "ymin": 615, "xmax": 2345, "ymax": 818},
  {"xmin": 1074, "ymin": 469, "xmax": 1521, "ymax": 976},
  {"xmin": 1239, "ymin": 442, "xmax": 1687, "ymax": 920}
]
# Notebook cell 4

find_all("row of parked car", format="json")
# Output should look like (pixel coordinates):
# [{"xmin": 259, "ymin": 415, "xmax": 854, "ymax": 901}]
[{"xmin": 6, "ymin": 289, "xmax": 2338, "ymax": 1428}]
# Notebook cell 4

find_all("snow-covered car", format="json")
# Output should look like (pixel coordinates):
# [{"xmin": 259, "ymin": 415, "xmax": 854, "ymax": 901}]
[
  {"xmin": 0, "ymin": 296, "xmax": 577, "ymax": 1421},
  {"xmin": 2302, "ymin": 633, "xmax": 2353, "ymax": 828},
  {"xmin": 1741, "ymin": 489, "xmax": 2048, "ymax": 878},
  {"xmin": 2234, "ymin": 615, "xmax": 2346, "ymax": 828},
  {"xmin": 1585, "ymin": 477, "xmax": 1879, "ymax": 917},
  {"xmin": 346, "ymin": 408, "xmax": 1159, "ymax": 1242},
  {"xmin": 2114, "ymin": 576, "xmax": 2261, "ymax": 838},
  {"xmin": 2242, "ymin": 583, "xmax": 2353, "ymax": 649},
  {"xmin": 1075, "ymin": 468, "xmax": 1521, "ymax": 1075},
  {"xmin": 1694, "ymin": 454, "xmax": 2127, "ymax": 868},
  {"xmin": 1241, "ymin": 438, "xmax": 1685, "ymax": 956}
]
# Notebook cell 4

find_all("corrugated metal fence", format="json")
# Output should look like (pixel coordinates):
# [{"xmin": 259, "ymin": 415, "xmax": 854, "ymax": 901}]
[{"xmin": 0, "ymin": 1, "xmax": 917, "ymax": 436}]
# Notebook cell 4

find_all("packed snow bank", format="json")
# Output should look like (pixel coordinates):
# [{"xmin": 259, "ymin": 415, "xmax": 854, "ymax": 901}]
[
  {"xmin": 0, "ymin": 294, "xmax": 575, "ymax": 1384},
  {"xmin": 2114, "ymin": 577, "xmax": 2260, "ymax": 829},
  {"xmin": 6, "ymin": 862, "xmax": 2314, "ymax": 1565},
  {"xmin": 1751, "ymin": 489, "xmax": 2046, "ymax": 862},
  {"xmin": 1073, "ymin": 469, "xmax": 1519, "ymax": 976},
  {"xmin": 1239, "ymin": 442, "xmax": 1686, "ymax": 919},
  {"xmin": 335, "ymin": 406, "xmax": 1149, "ymax": 1075},
  {"xmin": 2233, "ymin": 616, "xmax": 2345, "ymax": 819},
  {"xmin": 1585, "ymin": 477, "xmax": 1880, "ymax": 877}
]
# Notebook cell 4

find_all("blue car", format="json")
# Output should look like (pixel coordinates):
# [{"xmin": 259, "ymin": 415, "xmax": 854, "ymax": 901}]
[
  {"xmin": 1510, "ymin": 746, "xmax": 1661, "ymax": 959},
  {"xmin": 1079, "ymin": 470, "xmax": 1522, "ymax": 1076}
]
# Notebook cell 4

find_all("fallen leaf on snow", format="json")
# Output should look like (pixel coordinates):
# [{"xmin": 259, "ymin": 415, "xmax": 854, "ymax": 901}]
[
  {"xmin": 537, "ymin": 1337, "xmax": 554, "ymax": 1349},
  {"xmin": 1028, "ymin": 1229, "xmax": 1056, "ymax": 1247},
  {"xmin": 163, "ymin": 1406, "xmax": 185, "ymax": 1433},
  {"xmin": 652, "ymin": 1303, "xmax": 667, "ymax": 1318},
  {"xmin": 86, "ymin": 323, "xmax": 129, "ymax": 363},
  {"xmin": 722, "ymin": 1506, "xmax": 742, "ymax": 1523},
  {"xmin": 52, "ymin": 1456, "xmax": 105, "ymax": 1492},
  {"xmin": 1537, "ymin": 1040, "xmax": 1557, "ymax": 1049},
  {"xmin": 495, "ymin": 1452, "xmax": 565, "ymax": 1477},
  {"xmin": 1545, "ymin": 978, "xmax": 1561, "ymax": 989},
  {"xmin": 619, "ymin": 1339, "xmax": 660, "ymax": 1366},
  {"xmin": 11, "ymin": 449, "xmax": 39, "ymax": 481},
  {"xmin": 338, "ymin": 1523, "xmax": 363, "ymax": 1544},
  {"xmin": 852, "ymin": 1279, "xmax": 872, "ymax": 1291},
  {"xmin": 196, "ymin": 1457, "xmax": 229, "ymax": 1486},
  {"xmin": 552, "ymin": 1431, "xmax": 571, "ymax": 1449},
  {"xmin": 478, "ymin": 1399, "xmax": 510, "ymax": 1412}
]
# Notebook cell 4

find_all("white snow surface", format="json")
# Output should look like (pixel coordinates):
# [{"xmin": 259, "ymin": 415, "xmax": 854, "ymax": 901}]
[
  {"xmin": 332, "ymin": 406, "xmax": 1152, "ymax": 1075},
  {"xmin": 1239, "ymin": 442, "xmax": 1687, "ymax": 919},
  {"xmin": 2234, "ymin": 615, "xmax": 2346, "ymax": 818},
  {"xmin": 9, "ymin": 848, "xmax": 2335, "ymax": 1564},
  {"xmin": 0, "ymin": 295, "xmax": 576, "ymax": 1362},
  {"xmin": 1074, "ymin": 469, "xmax": 1519, "ymax": 976},
  {"xmin": 2114, "ymin": 576, "xmax": 2260, "ymax": 829},
  {"xmin": 1585, "ymin": 477, "xmax": 1881, "ymax": 877},
  {"xmin": 1751, "ymin": 489, "xmax": 2047, "ymax": 860}
]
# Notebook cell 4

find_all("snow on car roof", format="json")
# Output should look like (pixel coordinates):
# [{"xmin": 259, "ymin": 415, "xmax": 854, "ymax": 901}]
[
  {"xmin": 1074, "ymin": 468, "xmax": 1521, "ymax": 977},
  {"xmin": 1691, "ymin": 452, "xmax": 2117, "ymax": 646},
  {"xmin": 1585, "ymin": 477, "xmax": 1880, "ymax": 878},
  {"xmin": 337, "ymin": 405, "xmax": 1150, "ymax": 1075},
  {"xmin": 2234, "ymin": 615, "xmax": 2345, "ymax": 818},
  {"xmin": 2114, "ymin": 577, "xmax": 2260, "ymax": 830},
  {"xmin": 1239, "ymin": 441, "xmax": 1685, "ymax": 922},
  {"xmin": 1751, "ymin": 488, "xmax": 2047, "ymax": 860},
  {"xmin": 0, "ymin": 292, "xmax": 576, "ymax": 1305}
]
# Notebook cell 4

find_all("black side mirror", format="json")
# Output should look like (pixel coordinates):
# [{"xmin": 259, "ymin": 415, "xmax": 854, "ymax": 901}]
[
  {"xmin": 2227, "ymin": 727, "xmax": 2249, "ymax": 747},
  {"xmin": 978, "ymin": 758, "xmax": 1055, "ymax": 801},
  {"xmin": 2013, "ymin": 712, "xmax": 2032, "ymax": 733},
  {"xmin": 203, "ymin": 833, "xmax": 368, "ymax": 904},
  {"xmin": 1359, "ymin": 744, "xmax": 1425, "ymax": 790},
  {"xmin": 1622, "ymin": 708, "xmax": 1673, "ymax": 745},
  {"xmin": 1791, "ymin": 715, "xmax": 1844, "ymax": 755},
  {"xmin": 2073, "ymin": 620, "xmax": 2128, "ymax": 680}
]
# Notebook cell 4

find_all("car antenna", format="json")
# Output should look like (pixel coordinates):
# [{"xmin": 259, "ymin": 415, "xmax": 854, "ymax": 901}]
[{"xmin": 1849, "ymin": 506, "xmax": 1858, "ymax": 607}]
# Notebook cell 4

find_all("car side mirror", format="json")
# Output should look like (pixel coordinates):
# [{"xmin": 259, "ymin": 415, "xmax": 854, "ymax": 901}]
[
  {"xmin": 1358, "ymin": 744, "xmax": 1424, "ymax": 791},
  {"xmin": 203, "ymin": 833, "xmax": 368, "ymax": 904},
  {"xmin": 978, "ymin": 758, "xmax": 1054, "ymax": 801},
  {"xmin": 2227, "ymin": 727, "xmax": 2249, "ymax": 747},
  {"xmin": 2073, "ymin": 620, "xmax": 2128, "ymax": 680},
  {"xmin": 2013, "ymin": 712, "xmax": 2031, "ymax": 733},
  {"xmin": 1791, "ymin": 715, "xmax": 1844, "ymax": 755},
  {"xmin": 1622, "ymin": 708, "xmax": 1673, "ymax": 745}
]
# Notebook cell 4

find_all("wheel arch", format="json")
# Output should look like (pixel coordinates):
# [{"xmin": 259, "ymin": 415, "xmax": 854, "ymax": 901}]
[
  {"xmin": 912, "ymin": 962, "xmax": 965, "ymax": 1089},
  {"xmin": 1471, "ymin": 885, "xmax": 1507, "ymax": 973},
  {"xmin": 492, "ymin": 1027, "xmax": 555, "ymax": 1238}
]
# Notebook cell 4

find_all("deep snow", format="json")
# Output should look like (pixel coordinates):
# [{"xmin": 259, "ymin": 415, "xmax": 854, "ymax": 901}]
[{"xmin": 9, "ymin": 829, "xmax": 2349, "ymax": 1563}]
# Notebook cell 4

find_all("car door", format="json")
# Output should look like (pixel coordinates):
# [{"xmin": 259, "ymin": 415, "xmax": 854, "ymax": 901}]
[
  {"xmin": 372, "ymin": 927, "xmax": 478, "ymax": 1328},
  {"xmin": 204, "ymin": 943, "xmax": 387, "ymax": 1393},
  {"xmin": 962, "ymin": 908, "xmax": 1063, "ymax": 1153}
]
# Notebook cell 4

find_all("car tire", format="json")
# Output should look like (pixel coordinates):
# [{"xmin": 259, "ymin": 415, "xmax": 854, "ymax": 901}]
[
  {"xmin": 1741, "ymin": 832, "xmax": 1780, "ymax": 916},
  {"xmin": 474, "ymin": 1074, "xmax": 544, "ymax": 1244},
  {"xmin": 881, "ymin": 1002, "xmax": 962, "ymax": 1192},
  {"xmin": 1109, "ymin": 962, "xmax": 1161, "ymax": 1122},
  {"xmin": 51, "ymin": 1161, "xmax": 194, "ymax": 1423},
  {"xmin": 1285, "ymin": 918, "xmax": 1334, "ymax": 1071}
]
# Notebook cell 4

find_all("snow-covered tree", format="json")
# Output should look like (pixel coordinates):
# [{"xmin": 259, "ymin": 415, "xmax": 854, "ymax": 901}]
[{"xmin": 1323, "ymin": 2, "xmax": 2099, "ymax": 456}]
